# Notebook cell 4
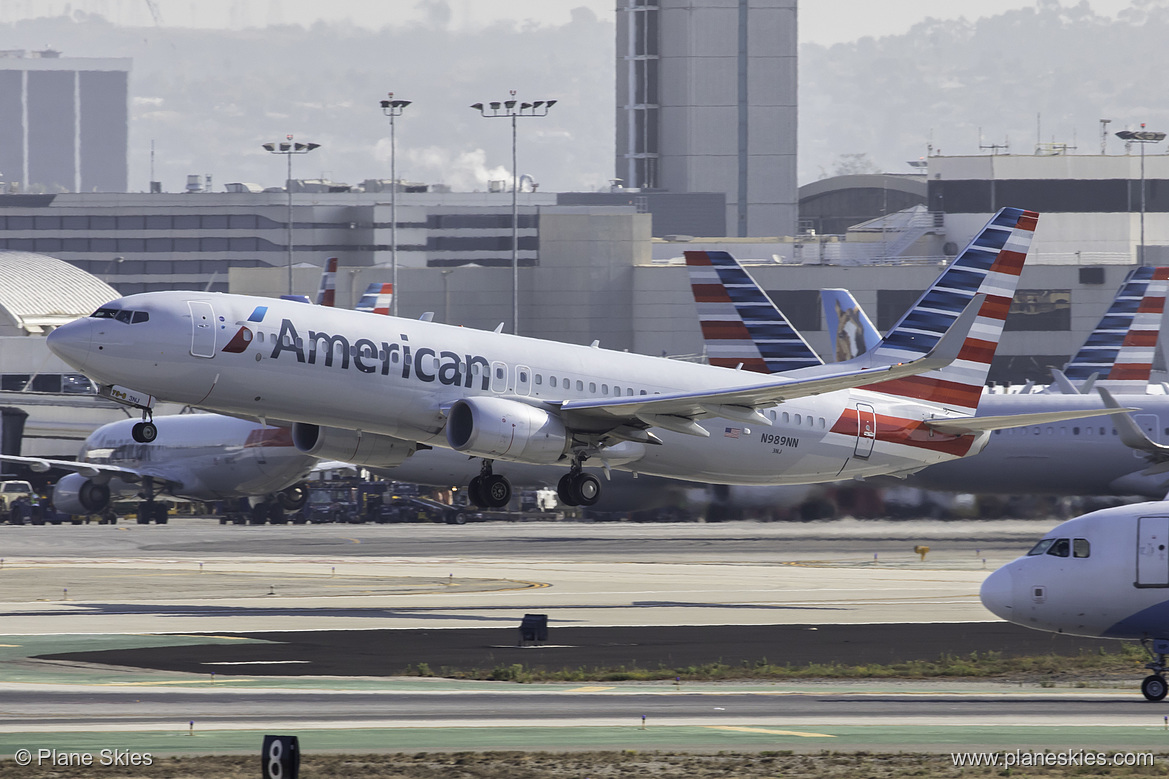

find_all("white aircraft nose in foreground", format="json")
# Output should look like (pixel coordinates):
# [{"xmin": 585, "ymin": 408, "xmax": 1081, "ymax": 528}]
[{"xmin": 981, "ymin": 503, "xmax": 1169, "ymax": 701}]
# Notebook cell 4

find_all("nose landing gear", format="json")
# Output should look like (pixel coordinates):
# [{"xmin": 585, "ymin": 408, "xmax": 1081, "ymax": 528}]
[
  {"xmin": 1142, "ymin": 639, "xmax": 1169, "ymax": 701},
  {"xmin": 131, "ymin": 410, "xmax": 157, "ymax": 443}
]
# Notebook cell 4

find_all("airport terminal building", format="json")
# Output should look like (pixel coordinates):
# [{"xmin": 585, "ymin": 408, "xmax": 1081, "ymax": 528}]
[{"xmin": 2, "ymin": 150, "xmax": 1168, "ymax": 399}]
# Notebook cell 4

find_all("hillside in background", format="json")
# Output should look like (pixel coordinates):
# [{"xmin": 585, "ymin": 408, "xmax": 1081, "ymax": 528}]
[
  {"xmin": 800, "ymin": 1, "xmax": 1169, "ymax": 180},
  {"xmin": 0, "ymin": 9, "xmax": 613, "ymax": 194},
  {"xmin": 3, "ymin": 3, "xmax": 1169, "ymax": 194}
]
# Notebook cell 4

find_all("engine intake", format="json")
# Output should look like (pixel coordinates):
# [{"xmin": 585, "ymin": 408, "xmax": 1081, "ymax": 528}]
[
  {"xmin": 291, "ymin": 424, "xmax": 416, "ymax": 468},
  {"xmin": 53, "ymin": 472, "xmax": 111, "ymax": 515},
  {"xmin": 446, "ymin": 396, "xmax": 568, "ymax": 464}
]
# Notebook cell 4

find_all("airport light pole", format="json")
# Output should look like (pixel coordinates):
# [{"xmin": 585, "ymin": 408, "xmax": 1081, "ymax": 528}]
[
  {"xmin": 470, "ymin": 93, "xmax": 556, "ymax": 335},
  {"xmin": 1116, "ymin": 126, "xmax": 1166, "ymax": 266},
  {"xmin": 379, "ymin": 93, "xmax": 411, "ymax": 317},
  {"xmin": 262, "ymin": 135, "xmax": 320, "ymax": 295}
]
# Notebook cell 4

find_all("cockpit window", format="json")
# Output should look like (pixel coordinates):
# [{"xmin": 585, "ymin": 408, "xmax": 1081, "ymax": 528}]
[
  {"xmin": 1046, "ymin": 538, "xmax": 1070, "ymax": 557},
  {"xmin": 1074, "ymin": 538, "xmax": 1090, "ymax": 558},
  {"xmin": 1027, "ymin": 538, "xmax": 1055, "ymax": 556},
  {"xmin": 91, "ymin": 307, "xmax": 149, "ymax": 324}
]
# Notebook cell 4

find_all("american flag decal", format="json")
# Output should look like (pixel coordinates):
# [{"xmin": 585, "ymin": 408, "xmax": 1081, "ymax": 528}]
[{"xmin": 724, "ymin": 427, "xmax": 741, "ymax": 439}]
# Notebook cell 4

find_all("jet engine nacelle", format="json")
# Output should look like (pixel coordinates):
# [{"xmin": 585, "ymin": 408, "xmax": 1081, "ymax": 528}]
[
  {"xmin": 445, "ymin": 396, "xmax": 568, "ymax": 464},
  {"xmin": 291, "ymin": 423, "xmax": 416, "ymax": 468},
  {"xmin": 53, "ymin": 472, "xmax": 111, "ymax": 515}
]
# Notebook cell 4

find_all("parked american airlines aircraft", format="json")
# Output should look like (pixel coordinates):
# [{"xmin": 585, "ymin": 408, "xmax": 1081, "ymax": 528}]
[
  {"xmin": 815, "ymin": 266, "xmax": 1169, "ymax": 394},
  {"xmin": 0, "ymin": 414, "xmax": 316, "ymax": 523},
  {"xmin": 981, "ymin": 502, "xmax": 1169, "ymax": 700},
  {"xmin": 50, "ymin": 208, "xmax": 1108, "ymax": 509}
]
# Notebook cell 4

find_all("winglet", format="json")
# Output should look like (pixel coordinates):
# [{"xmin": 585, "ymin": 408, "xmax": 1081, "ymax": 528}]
[{"xmin": 1098, "ymin": 386, "xmax": 1169, "ymax": 459}]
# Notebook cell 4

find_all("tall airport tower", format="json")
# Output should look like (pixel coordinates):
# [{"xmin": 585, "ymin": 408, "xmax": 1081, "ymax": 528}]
[
  {"xmin": 615, "ymin": 0, "xmax": 797, "ymax": 238},
  {"xmin": 0, "ymin": 50, "xmax": 130, "ymax": 193}
]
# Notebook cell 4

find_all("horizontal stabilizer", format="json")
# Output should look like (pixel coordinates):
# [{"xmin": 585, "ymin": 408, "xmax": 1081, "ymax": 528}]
[{"xmin": 924, "ymin": 405, "xmax": 1138, "ymax": 436}]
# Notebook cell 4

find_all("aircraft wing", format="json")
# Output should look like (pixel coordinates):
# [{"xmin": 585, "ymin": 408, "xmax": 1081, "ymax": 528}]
[
  {"xmin": 923, "ymin": 406, "xmax": 1138, "ymax": 436},
  {"xmin": 0, "ymin": 454, "xmax": 145, "ymax": 481},
  {"xmin": 559, "ymin": 294, "xmax": 981, "ymax": 436}
]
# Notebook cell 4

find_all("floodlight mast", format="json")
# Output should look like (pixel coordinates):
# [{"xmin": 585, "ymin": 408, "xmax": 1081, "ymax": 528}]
[
  {"xmin": 470, "ymin": 92, "xmax": 557, "ymax": 335},
  {"xmin": 1116, "ymin": 125, "xmax": 1167, "ymax": 266},
  {"xmin": 262, "ymin": 134, "xmax": 321, "ymax": 295},
  {"xmin": 380, "ymin": 93, "xmax": 411, "ymax": 317}
]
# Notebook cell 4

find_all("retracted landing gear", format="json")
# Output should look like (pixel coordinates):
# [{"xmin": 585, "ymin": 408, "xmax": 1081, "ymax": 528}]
[
  {"xmin": 131, "ymin": 409, "xmax": 157, "ymax": 444},
  {"xmin": 468, "ymin": 460, "xmax": 511, "ymax": 509},
  {"xmin": 1142, "ymin": 639, "xmax": 1169, "ymax": 701},
  {"xmin": 556, "ymin": 456, "xmax": 601, "ymax": 507}
]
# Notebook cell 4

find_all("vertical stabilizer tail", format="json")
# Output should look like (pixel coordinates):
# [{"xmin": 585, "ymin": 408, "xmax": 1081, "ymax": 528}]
[
  {"xmin": 1065, "ymin": 267, "xmax": 1169, "ymax": 393},
  {"xmin": 820, "ymin": 288, "xmax": 882, "ymax": 362},
  {"xmin": 355, "ymin": 282, "xmax": 394, "ymax": 316},
  {"xmin": 315, "ymin": 257, "xmax": 339, "ymax": 306},
  {"xmin": 865, "ymin": 207, "xmax": 1040, "ymax": 413},
  {"xmin": 684, "ymin": 250, "xmax": 822, "ymax": 373}
]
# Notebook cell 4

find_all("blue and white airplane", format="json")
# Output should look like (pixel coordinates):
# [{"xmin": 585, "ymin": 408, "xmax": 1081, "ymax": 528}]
[{"xmin": 982, "ymin": 503, "xmax": 1169, "ymax": 701}]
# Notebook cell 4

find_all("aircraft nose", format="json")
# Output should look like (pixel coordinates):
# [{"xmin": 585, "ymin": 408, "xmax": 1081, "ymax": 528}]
[
  {"xmin": 980, "ymin": 565, "xmax": 1015, "ymax": 622},
  {"xmin": 46, "ymin": 319, "xmax": 92, "ymax": 371}
]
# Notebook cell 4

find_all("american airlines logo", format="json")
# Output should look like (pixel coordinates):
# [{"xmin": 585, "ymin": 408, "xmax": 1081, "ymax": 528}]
[{"xmin": 259, "ymin": 318, "xmax": 492, "ymax": 389}]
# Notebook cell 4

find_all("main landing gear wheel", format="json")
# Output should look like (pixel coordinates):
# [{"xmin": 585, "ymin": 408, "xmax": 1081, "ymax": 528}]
[
  {"xmin": 557, "ymin": 470, "xmax": 601, "ymax": 507},
  {"xmin": 1143, "ymin": 674, "xmax": 1168, "ymax": 702},
  {"xmin": 483, "ymin": 474, "xmax": 511, "ymax": 509},
  {"xmin": 468, "ymin": 475, "xmax": 488, "ymax": 508},
  {"xmin": 467, "ymin": 461, "xmax": 511, "ymax": 509},
  {"xmin": 131, "ymin": 421, "xmax": 158, "ymax": 443}
]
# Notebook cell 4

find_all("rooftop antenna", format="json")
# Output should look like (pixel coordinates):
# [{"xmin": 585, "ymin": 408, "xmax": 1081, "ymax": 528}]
[
  {"xmin": 1100, "ymin": 119, "xmax": 1112, "ymax": 154},
  {"xmin": 978, "ymin": 127, "xmax": 1009, "ymax": 155}
]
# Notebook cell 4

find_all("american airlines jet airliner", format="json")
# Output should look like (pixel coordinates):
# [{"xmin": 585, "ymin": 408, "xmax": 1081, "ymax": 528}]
[{"xmin": 47, "ymin": 208, "xmax": 1114, "ymax": 508}]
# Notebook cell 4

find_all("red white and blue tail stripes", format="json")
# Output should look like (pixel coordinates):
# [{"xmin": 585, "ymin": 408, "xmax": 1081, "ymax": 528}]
[
  {"xmin": 684, "ymin": 250, "xmax": 822, "ymax": 373},
  {"xmin": 315, "ymin": 257, "xmax": 338, "ymax": 307},
  {"xmin": 865, "ymin": 207, "xmax": 1040, "ymax": 413},
  {"xmin": 1064, "ymin": 266, "xmax": 1169, "ymax": 393},
  {"xmin": 355, "ymin": 282, "xmax": 394, "ymax": 316}
]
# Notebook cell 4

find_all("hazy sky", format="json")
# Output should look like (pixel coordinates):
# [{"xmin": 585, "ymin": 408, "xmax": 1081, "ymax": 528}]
[{"xmin": 1, "ymin": 0, "xmax": 1144, "ymax": 43}]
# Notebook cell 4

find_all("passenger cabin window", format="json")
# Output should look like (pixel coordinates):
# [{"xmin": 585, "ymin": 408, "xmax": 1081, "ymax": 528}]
[
  {"xmin": 1046, "ymin": 538, "xmax": 1070, "ymax": 557},
  {"xmin": 1073, "ymin": 538, "xmax": 1091, "ymax": 558},
  {"xmin": 534, "ymin": 374, "xmax": 542, "ymax": 386},
  {"xmin": 550, "ymin": 377, "xmax": 558, "ymax": 388},
  {"xmin": 590, "ymin": 382, "xmax": 597, "ymax": 393}
]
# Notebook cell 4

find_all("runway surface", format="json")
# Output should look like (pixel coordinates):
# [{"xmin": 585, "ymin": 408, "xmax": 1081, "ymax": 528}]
[{"xmin": 3, "ymin": 517, "xmax": 1162, "ymax": 755}]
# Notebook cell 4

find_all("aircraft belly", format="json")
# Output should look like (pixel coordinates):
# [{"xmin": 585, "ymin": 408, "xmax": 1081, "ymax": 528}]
[
  {"xmin": 207, "ymin": 364, "xmax": 442, "ymax": 441},
  {"xmin": 907, "ymin": 456, "xmax": 1120, "ymax": 496}
]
